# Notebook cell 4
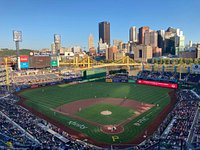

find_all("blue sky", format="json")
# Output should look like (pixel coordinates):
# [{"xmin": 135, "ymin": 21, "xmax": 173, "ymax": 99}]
[{"xmin": 0, "ymin": 0, "xmax": 199, "ymax": 50}]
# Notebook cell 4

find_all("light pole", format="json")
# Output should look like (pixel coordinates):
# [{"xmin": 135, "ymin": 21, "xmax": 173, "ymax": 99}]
[
  {"xmin": 13, "ymin": 30, "xmax": 22, "ymax": 70},
  {"xmin": 54, "ymin": 34, "xmax": 61, "ymax": 67}
]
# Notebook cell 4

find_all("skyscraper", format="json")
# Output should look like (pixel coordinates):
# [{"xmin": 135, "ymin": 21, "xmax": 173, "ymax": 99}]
[
  {"xmin": 189, "ymin": 40, "xmax": 193, "ymax": 47},
  {"xmin": 51, "ymin": 43, "xmax": 56, "ymax": 55},
  {"xmin": 99, "ymin": 21, "xmax": 110, "ymax": 46},
  {"xmin": 139, "ymin": 26, "xmax": 149, "ymax": 44},
  {"xmin": 157, "ymin": 30, "xmax": 165, "ymax": 50},
  {"xmin": 129, "ymin": 26, "xmax": 137, "ymax": 43},
  {"xmin": 164, "ymin": 31, "xmax": 176, "ymax": 55},
  {"xmin": 164, "ymin": 27, "xmax": 185, "ymax": 56},
  {"xmin": 98, "ymin": 38, "xmax": 108, "ymax": 54},
  {"xmin": 88, "ymin": 33, "xmax": 95, "ymax": 50},
  {"xmin": 197, "ymin": 44, "xmax": 200, "ymax": 58},
  {"xmin": 106, "ymin": 46, "xmax": 118, "ymax": 61},
  {"xmin": 113, "ymin": 39, "xmax": 123, "ymax": 51},
  {"xmin": 144, "ymin": 30, "xmax": 158, "ymax": 47}
]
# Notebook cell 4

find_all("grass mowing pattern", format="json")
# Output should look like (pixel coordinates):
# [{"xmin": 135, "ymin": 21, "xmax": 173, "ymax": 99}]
[
  {"xmin": 19, "ymin": 82, "xmax": 171, "ymax": 144},
  {"xmin": 76, "ymin": 103, "xmax": 135, "ymax": 125}
]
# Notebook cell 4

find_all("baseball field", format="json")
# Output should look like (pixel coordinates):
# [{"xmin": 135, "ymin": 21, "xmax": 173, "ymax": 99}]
[{"xmin": 18, "ymin": 82, "xmax": 174, "ymax": 146}]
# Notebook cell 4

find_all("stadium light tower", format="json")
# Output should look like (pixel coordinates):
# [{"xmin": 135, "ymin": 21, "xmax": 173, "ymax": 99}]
[
  {"xmin": 13, "ymin": 30, "xmax": 22, "ymax": 70},
  {"xmin": 54, "ymin": 34, "xmax": 61, "ymax": 67}
]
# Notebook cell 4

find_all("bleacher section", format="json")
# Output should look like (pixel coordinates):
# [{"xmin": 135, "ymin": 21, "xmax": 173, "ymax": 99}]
[
  {"xmin": 13, "ymin": 74, "xmax": 61, "ymax": 85},
  {"xmin": 191, "ymin": 110, "xmax": 200, "ymax": 149},
  {"xmin": 0, "ymin": 94, "xmax": 96, "ymax": 149},
  {"xmin": 106, "ymin": 73, "xmax": 129, "ymax": 83},
  {"xmin": 137, "ymin": 70, "xmax": 200, "ymax": 85}
]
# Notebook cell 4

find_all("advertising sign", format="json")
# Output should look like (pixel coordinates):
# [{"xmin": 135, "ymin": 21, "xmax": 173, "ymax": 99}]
[
  {"xmin": 54, "ymin": 34, "xmax": 61, "ymax": 44},
  {"xmin": 192, "ymin": 64, "xmax": 200, "ymax": 73},
  {"xmin": 128, "ymin": 80, "xmax": 136, "ymax": 83},
  {"xmin": 29, "ymin": 56, "xmax": 51, "ymax": 68},
  {"xmin": 31, "ymin": 85, "xmax": 39, "ymax": 88},
  {"xmin": 106, "ymin": 79, "xmax": 112, "ymax": 83},
  {"xmin": 20, "ymin": 55, "xmax": 29, "ymax": 62},
  {"xmin": 20, "ymin": 62, "xmax": 29, "ymax": 69},
  {"xmin": 137, "ymin": 79, "xmax": 178, "ymax": 89},
  {"xmin": 51, "ymin": 60, "xmax": 58, "ymax": 67},
  {"xmin": 13, "ymin": 30, "xmax": 22, "ymax": 42}
]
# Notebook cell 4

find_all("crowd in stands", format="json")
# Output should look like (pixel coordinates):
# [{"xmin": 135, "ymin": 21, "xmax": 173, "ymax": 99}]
[
  {"xmin": 132, "ymin": 89, "xmax": 200, "ymax": 150},
  {"xmin": 185, "ymin": 74, "xmax": 200, "ymax": 84},
  {"xmin": 191, "ymin": 109, "xmax": 200, "ymax": 149},
  {"xmin": 137, "ymin": 70, "xmax": 200, "ymax": 84},
  {"xmin": 0, "ymin": 66, "xmax": 7, "ymax": 86},
  {"xmin": 61, "ymin": 72, "xmax": 82, "ymax": 82},
  {"xmin": 177, "ymin": 89, "xmax": 199, "ymax": 101},
  {"xmin": 163, "ymin": 100, "xmax": 197, "ymax": 147},
  {"xmin": 193, "ymin": 89, "xmax": 200, "ymax": 96},
  {"xmin": 106, "ymin": 73, "xmax": 129, "ymax": 83},
  {"xmin": 12, "ymin": 73, "xmax": 61, "ymax": 85},
  {"xmin": 0, "ymin": 114, "xmax": 34, "ymax": 148},
  {"xmin": 137, "ymin": 70, "xmax": 179, "ymax": 83},
  {"xmin": 0, "ymin": 93, "xmax": 98, "ymax": 149},
  {"xmin": 11, "ymin": 69, "xmax": 84, "ymax": 87}
]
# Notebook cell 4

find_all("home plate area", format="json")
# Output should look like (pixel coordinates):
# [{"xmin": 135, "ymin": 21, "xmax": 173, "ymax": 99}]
[{"xmin": 101, "ymin": 125, "xmax": 124, "ymax": 134}]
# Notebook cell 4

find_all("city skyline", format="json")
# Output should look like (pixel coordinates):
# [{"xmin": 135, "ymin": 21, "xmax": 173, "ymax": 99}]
[{"xmin": 0, "ymin": 0, "xmax": 200, "ymax": 50}]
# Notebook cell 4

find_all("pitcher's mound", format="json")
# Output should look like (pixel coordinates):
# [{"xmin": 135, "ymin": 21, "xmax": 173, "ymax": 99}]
[{"xmin": 101, "ymin": 110, "xmax": 112, "ymax": 115}]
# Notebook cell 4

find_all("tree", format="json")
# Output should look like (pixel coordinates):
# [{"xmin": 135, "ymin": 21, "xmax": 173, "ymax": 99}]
[
  {"xmin": 163, "ymin": 59, "xmax": 167, "ymax": 64},
  {"xmin": 194, "ymin": 58, "xmax": 198, "ymax": 64},
  {"xmin": 198, "ymin": 58, "xmax": 200, "ymax": 64},
  {"xmin": 182, "ymin": 58, "xmax": 186, "ymax": 64},
  {"xmin": 166, "ymin": 58, "xmax": 170, "ymax": 64},
  {"xmin": 179, "ymin": 58, "xmax": 183, "ymax": 65},
  {"xmin": 160, "ymin": 58, "xmax": 163, "ymax": 64},
  {"xmin": 171, "ymin": 59, "xmax": 175, "ymax": 65},
  {"xmin": 174, "ymin": 59, "xmax": 179, "ymax": 65},
  {"xmin": 155, "ymin": 59, "xmax": 158, "ymax": 65},
  {"xmin": 189, "ymin": 58, "xmax": 193, "ymax": 65},
  {"xmin": 185, "ymin": 58, "xmax": 190, "ymax": 65},
  {"xmin": 152, "ymin": 59, "xmax": 155, "ymax": 64}
]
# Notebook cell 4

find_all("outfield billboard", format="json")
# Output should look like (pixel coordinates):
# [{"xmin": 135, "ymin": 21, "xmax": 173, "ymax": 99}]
[
  {"xmin": 20, "ymin": 62, "xmax": 29, "ymax": 69},
  {"xmin": 29, "ymin": 56, "xmax": 51, "ymax": 68},
  {"xmin": 137, "ymin": 79, "xmax": 178, "ymax": 89},
  {"xmin": 20, "ymin": 55, "xmax": 29, "ymax": 62},
  {"xmin": 51, "ymin": 60, "xmax": 58, "ymax": 67},
  {"xmin": 128, "ymin": 79, "xmax": 136, "ymax": 83}
]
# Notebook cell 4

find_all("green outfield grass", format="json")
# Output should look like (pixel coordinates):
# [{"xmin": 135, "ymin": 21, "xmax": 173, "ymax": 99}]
[
  {"xmin": 76, "ymin": 103, "xmax": 135, "ymax": 125},
  {"xmin": 19, "ymin": 82, "xmax": 172, "ymax": 144}
]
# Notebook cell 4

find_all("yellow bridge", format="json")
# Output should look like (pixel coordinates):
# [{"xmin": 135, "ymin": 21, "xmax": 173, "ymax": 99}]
[
  {"xmin": 60, "ymin": 56, "xmax": 191, "ymax": 72},
  {"xmin": 60, "ymin": 56, "xmax": 142, "ymax": 71}
]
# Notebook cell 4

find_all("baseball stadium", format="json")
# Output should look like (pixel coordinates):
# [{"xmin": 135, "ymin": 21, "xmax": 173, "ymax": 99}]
[
  {"xmin": 0, "ymin": 54, "xmax": 200, "ymax": 150},
  {"xmin": 1, "ymin": 1, "xmax": 200, "ymax": 149}
]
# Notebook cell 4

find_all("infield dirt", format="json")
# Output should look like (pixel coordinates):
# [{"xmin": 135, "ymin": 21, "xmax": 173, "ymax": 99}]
[{"xmin": 53, "ymin": 98, "xmax": 155, "ymax": 132}]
